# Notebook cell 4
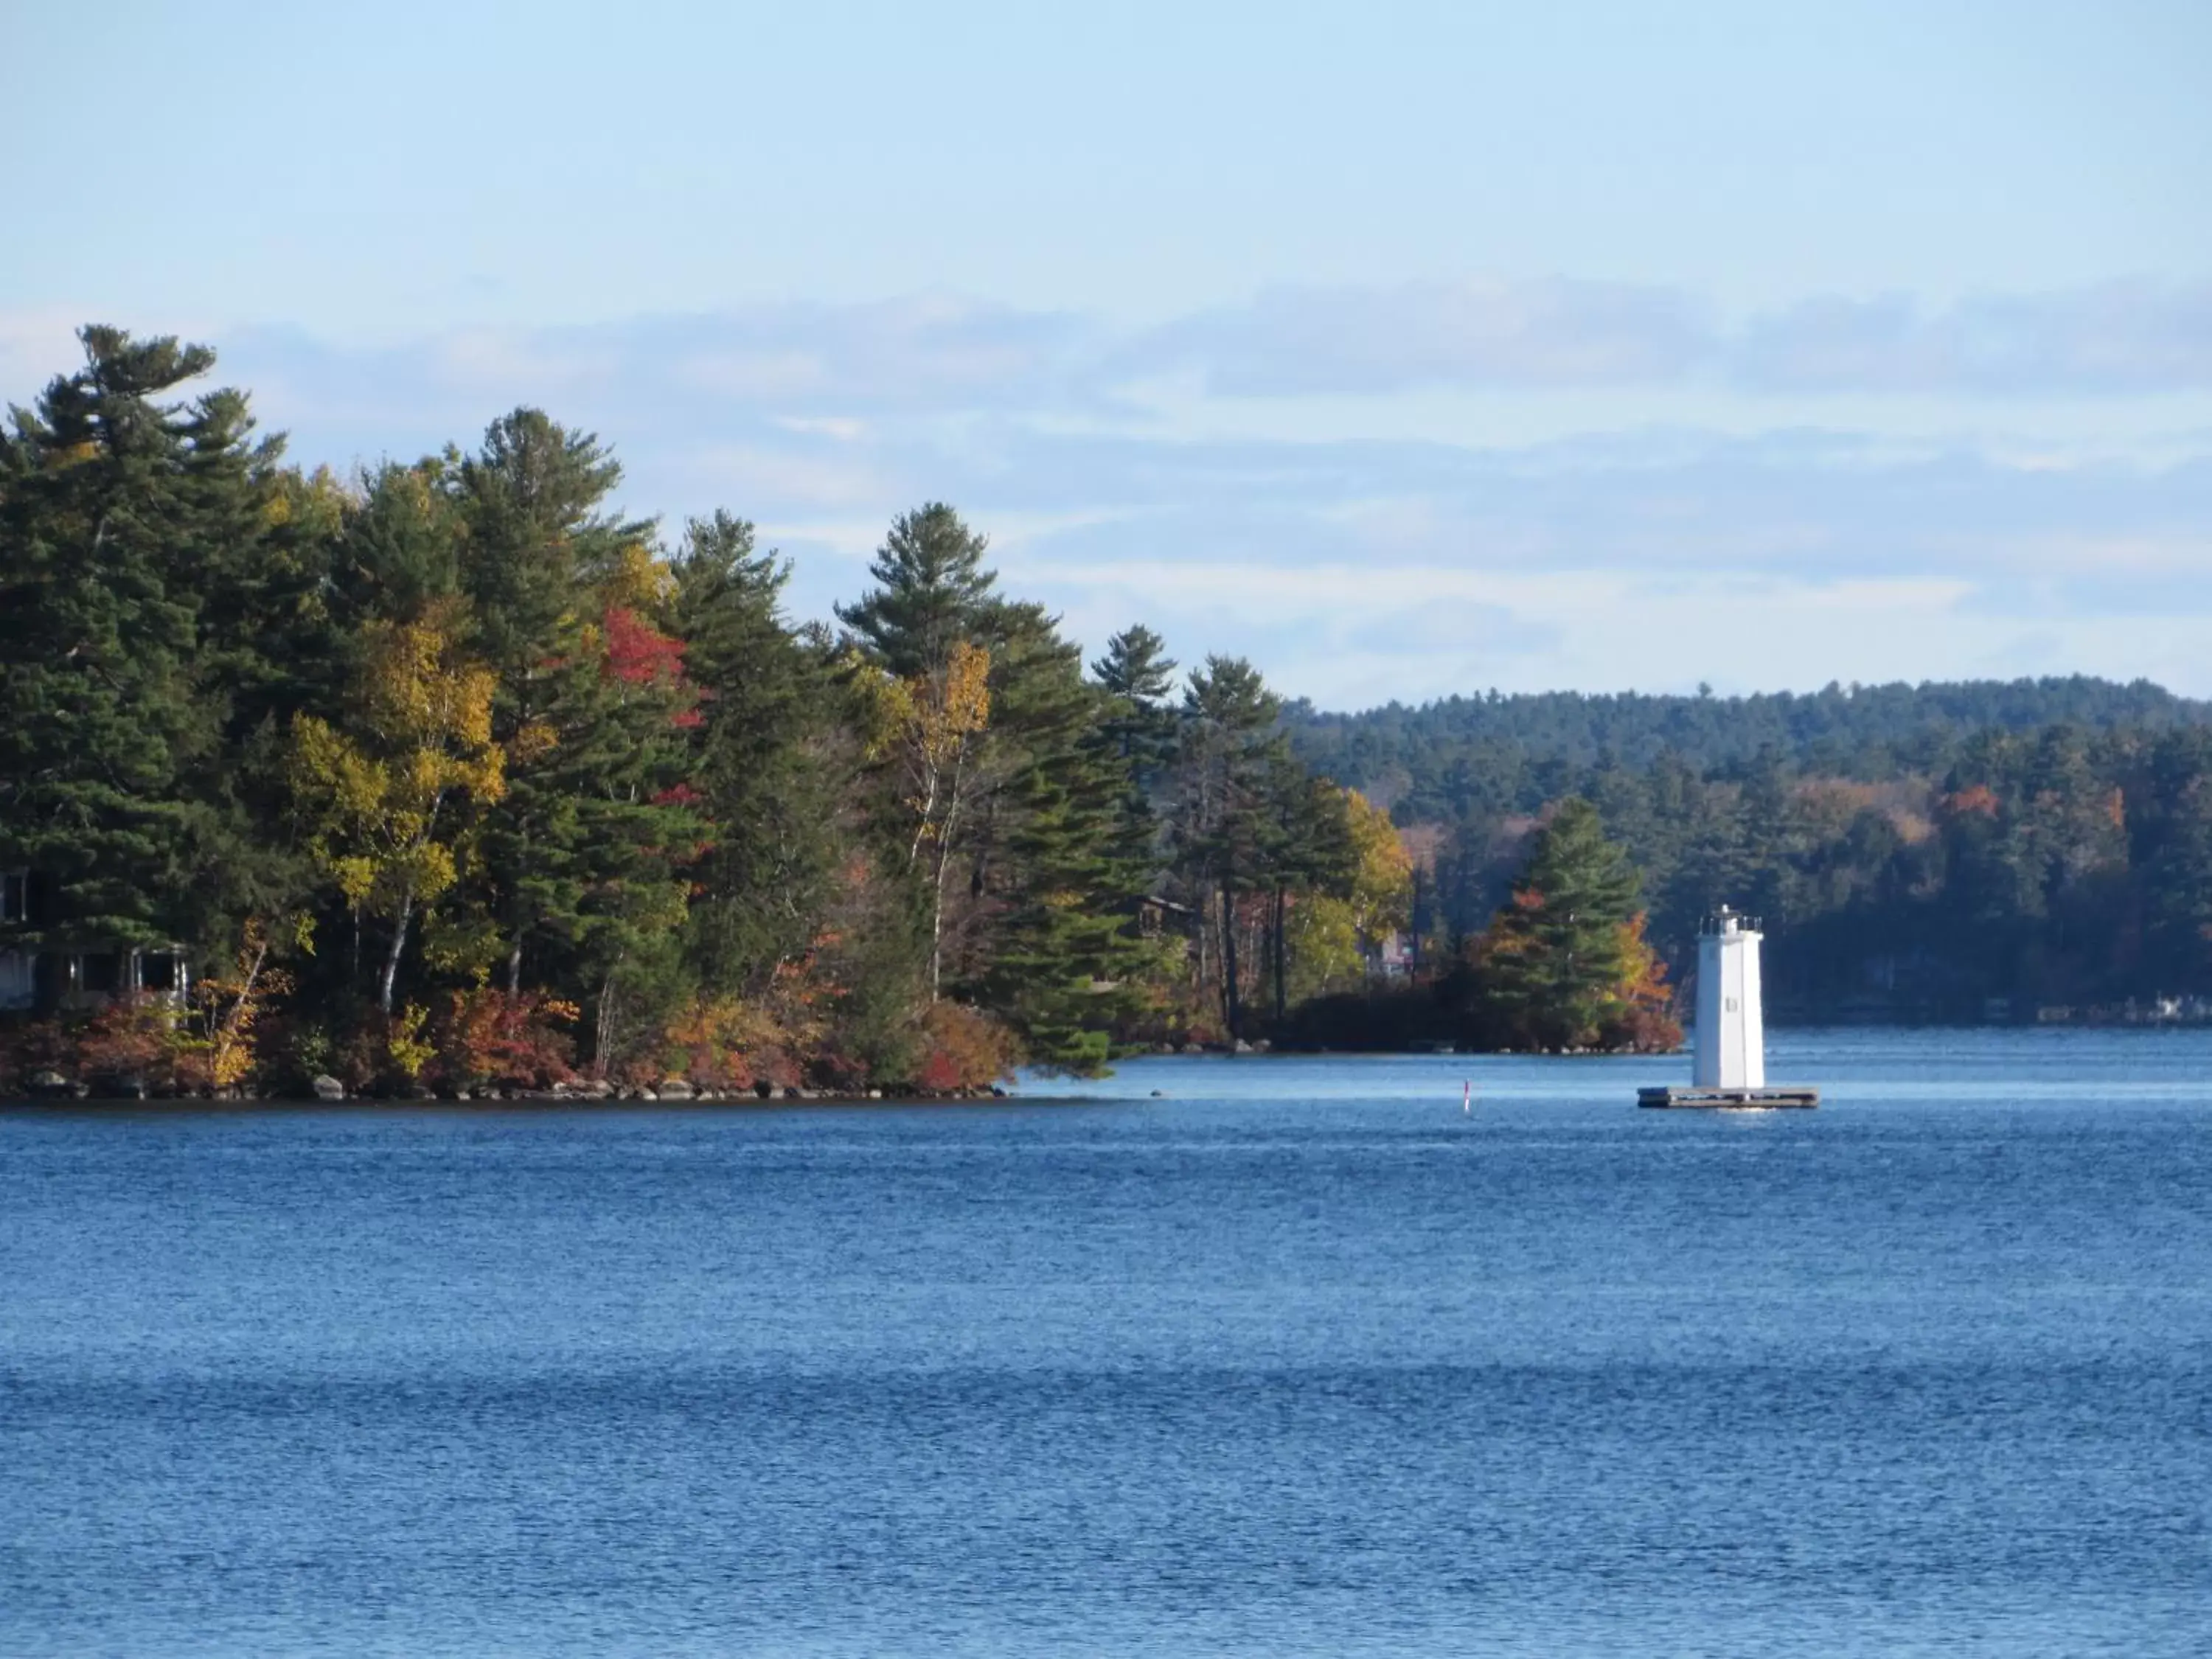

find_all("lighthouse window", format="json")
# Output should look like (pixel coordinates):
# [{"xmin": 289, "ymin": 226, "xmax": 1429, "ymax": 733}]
[{"xmin": 1725, "ymin": 997, "xmax": 1739, "ymax": 1012}]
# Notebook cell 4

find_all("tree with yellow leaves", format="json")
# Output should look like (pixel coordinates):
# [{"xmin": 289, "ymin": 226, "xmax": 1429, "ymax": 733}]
[
  {"xmin": 288, "ymin": 598, "xmax": 504, "ymax": 1012},
  {"xmin": 875, "ymin": 638, "xmax": 992, "ymax": 998},
  {"xmin": 189, "ymin": 918, "xmax": 298, "ymax": 1090},
  {"xmin": 1344, "ymin": 789, "xmax": 1414, "ymax": 950},
  {"xmin": 1284, "ymin": 788, "xmax": 1414, "ymax": 1004}
]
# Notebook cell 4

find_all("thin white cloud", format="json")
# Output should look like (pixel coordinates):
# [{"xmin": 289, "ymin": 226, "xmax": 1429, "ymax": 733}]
[
  {"xmin": 1122, "ymin": 278, "xmax": 1714, "ymax": 394},
  {"xmin": 1121, "ymin": 278, "xmax": 2212, "ymax": 398},
  {"xmin": 681, "ymin": 442, "xmax": 897, "ymax": 511},
  {"xmin": 8, "ymin": 291, "xmax": 2209, "ymax": 704},
  {"xmin": 1737, "ymin": 281, "xmax": 2212, "ymax": 395},
  {"xmin": 773, "ymin": 414, "xmax": 869, "ymax": 442},
  {"xmin": 164, "ymin": 276, "xmax": 2212, "ymax": 456}
]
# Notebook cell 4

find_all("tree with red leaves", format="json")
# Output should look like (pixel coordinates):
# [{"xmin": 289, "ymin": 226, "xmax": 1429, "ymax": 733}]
[{"xmin": 604, "ymin": 604, "xmax": 688, "ymax": 688}]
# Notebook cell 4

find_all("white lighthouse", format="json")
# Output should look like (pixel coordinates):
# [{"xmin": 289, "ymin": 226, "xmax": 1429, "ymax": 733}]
[
  {"xmin": 1640, "ymin": 905, "xmax": 1817, "ymax": 1108},
  {"xmin": 1694, "ymin": 907, "xmax": 1764, "ymax": 1088}
]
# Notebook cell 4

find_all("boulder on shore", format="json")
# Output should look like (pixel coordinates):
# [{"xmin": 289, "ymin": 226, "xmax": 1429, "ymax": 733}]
[{"xmin": 311, "ymin": 1074, "xmax": 346, "ymax": 1102}]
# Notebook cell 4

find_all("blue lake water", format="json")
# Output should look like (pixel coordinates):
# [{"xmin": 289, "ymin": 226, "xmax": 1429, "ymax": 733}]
[{"xmin": 4, "ymin": 1029, "xmax": 2210, "ymax": 1655}]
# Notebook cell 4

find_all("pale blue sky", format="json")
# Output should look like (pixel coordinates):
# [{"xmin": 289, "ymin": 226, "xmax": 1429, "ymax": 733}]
[{"xmin": 4, "ymin": 1, "xmax": 2209, "ymax": 703}]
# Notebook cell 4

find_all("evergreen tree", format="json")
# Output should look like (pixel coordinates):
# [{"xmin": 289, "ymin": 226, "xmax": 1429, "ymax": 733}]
[
  {"xmin": 975, "ymin": 612, "xmax": 1152, "ymax": 1072},
  {"xmin": 192, "ymin": 457, "xmax": 347, "ymax": 952},
  {"xmin": 1472, "ymin": 797, "xmax": 1647, "ymax": 1051},
  {"xmin": 672, "ymin": 512, "xmax": 846, "ymax": 990},
  {"xmin": 1257, "ymin": 753, "xmax": 1358, "ymax": 1024},
  {"xmin": 457, "ymin": 410, "xmax": 639, "ymax": 678},
  {"xmin": 1171, "ymin": 656, "xmax": 1285, "ymax": 1037},
  {"xmin": 447, "ymin": 410, "xmax": 674, "ymax": 1014},
  {"xmin": 0, "ymin": 329, "xmax": 257, "ymax": 962},
  {"xmin": 835, "ymin": 502, "xmax": 997, "ymax": 678},
  {"xmin": 1092, "ymin": 623, "xmax": 1180, "ymax": 771},
  {"xmin": 837, "ymin": 503, "xmax": 1005, "ymax": 1004},
  {"xmin": 536, "ymin": 599, "xmax": 703, "ymax": 1077},
  {"xmin": 1091, "ymin": 622, "xmax": 1180, "ymax": 884},
  {"xmin": 327, "ymin": 457, "xmax": 466, "ymax": 631}
]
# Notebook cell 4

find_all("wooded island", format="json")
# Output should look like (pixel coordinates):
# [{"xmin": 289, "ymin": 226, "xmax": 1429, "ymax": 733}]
[{"xmin": 2, "ymin": 330, "xmax": 2208, "ymax": 1098}]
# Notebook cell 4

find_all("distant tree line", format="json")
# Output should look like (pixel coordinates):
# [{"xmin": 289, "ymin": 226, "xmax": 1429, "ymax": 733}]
[
  {"xmin": 1293, "ymin": 689, "xmax": 2212, "ymax": 1020},
  {"xmin": 1288, "ymin": 678, "xmax": 2209, "ymax": 813}
]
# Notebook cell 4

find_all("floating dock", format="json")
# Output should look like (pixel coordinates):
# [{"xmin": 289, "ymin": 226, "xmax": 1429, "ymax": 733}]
[{"xmin": 1638, "ymin": 1085, "xmax": 1819, "ymax": 1110}]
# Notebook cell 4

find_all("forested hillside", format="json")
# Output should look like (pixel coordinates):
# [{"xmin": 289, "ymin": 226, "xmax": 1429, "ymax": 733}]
[
  {"xmin": 1288, "ymin": 680, "xmax": 2210, "ymax": 823},
  {"xmin": 1293, "ymin": 694, "xmax": 2212, "ymax": 1021}
]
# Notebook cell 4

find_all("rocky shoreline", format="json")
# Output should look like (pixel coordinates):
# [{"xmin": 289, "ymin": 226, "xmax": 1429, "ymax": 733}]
[
  {"xmin": 10, "ymin": 1037, "xmax": 1293, "ymax": 1106},
  {"xmin": 5, "ymin": 1071, "xmax": 1016, "ymax": 1107}
]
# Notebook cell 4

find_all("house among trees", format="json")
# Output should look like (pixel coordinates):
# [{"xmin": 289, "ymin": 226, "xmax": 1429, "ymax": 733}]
[
  {"xmin": 1134, "ymin": 893, "xmax": 1201, "ymax": 939},
  {"xmin": 0, "ymin": 869, "xmax": 190, "ymax": 1015}
]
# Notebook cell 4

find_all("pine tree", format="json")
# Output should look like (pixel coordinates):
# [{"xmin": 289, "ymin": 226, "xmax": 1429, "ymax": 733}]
[
  {"xmin": 672, "ymin": 512, "xmax": 846, "ymax": 990},
  {"xmin": 327, "ymin": 457, "xmax": 466, "ymax": 631},
  {"xmin": 975, "ymin": 612, "xmax": 1152, "ymax": 1073},
  {"xmin": 838, "ymin": 503, "xmax": 1005, "ymax": 1002},
  {"xmin": 1093, "ymin": 624, "xmax": 1179, "ymax": 771},
  {"xmin": 1171, "ymin": 656, "xmax": 1286, "ymax": 1037},
  {"xmin": 1472, "ymin": 797, "xmax": 1649, "ymax": 1051},
  {"xmin": 1091, "ymin": 623, "xmax": 1179, "ymax": 881},
  {"xmin": 191, "ymin": 454, "xmax": 347, "ymax": 951},
  {"xmin": 1257, "ymin": 754, "xmax": 1358, "ymax": 1025},
  {"xmin": 0, "ymin": 328, "xmax": 257, "ymax": 963},
  {"xmin": 458, "ymin": 409, "xmax": 639, "ymax": 678},
  {"xmin": 566, "ymin": 619, "xmax": 703, "ymax": 1079},
  {"xmin": 837, "ymin": 509, "xmax": 1157, "ymax": 1068},
  {"xmin": 835, "ymin": 502, "xmax": 997, "ymax": 678},
  {"xmin": 447, "ymin": 410, "xmax": 670, "ymax": 1008}
]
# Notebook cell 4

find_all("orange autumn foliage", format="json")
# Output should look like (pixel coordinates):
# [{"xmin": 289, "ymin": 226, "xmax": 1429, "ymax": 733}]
[
  {"xmin": 1944, "ymin": 784, "xmax": 2002, "ymax": 819},
  {"xmin": 433, "ymin": 988, "xmax": 580, "ymax": 1091},
  {"xmin": 1604, "ymin": 913, "xmax": 1683, "ymax": 1053},
  {"xmin": 914, "ymin": 1001, "xmax": 1021, "ymax": 1093}
]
